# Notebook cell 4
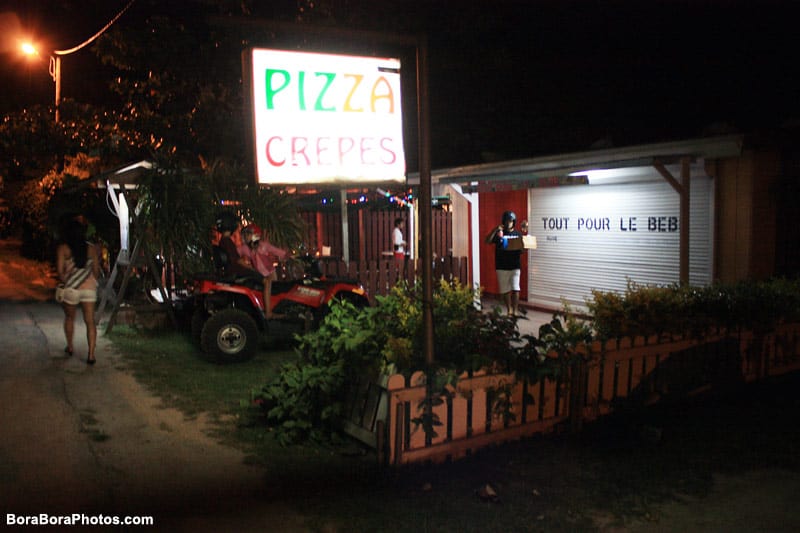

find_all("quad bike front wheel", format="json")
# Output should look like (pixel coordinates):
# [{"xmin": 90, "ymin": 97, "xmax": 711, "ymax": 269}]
[{"xmin": 200, "ymin": 308, "xmax": 259, "ymax": 363}]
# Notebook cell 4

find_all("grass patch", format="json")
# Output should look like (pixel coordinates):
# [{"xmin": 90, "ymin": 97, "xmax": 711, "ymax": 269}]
[
  {"xmin": 106, "ymin": 326, "xmax": 343, "ymax": 461},
  {"xmin": 108, "ymin": 325, "xmax": 291, "ymax": 419},
  {"xmin": 106, "ymin": 325, "xmax": 800, "ymax": 531}
]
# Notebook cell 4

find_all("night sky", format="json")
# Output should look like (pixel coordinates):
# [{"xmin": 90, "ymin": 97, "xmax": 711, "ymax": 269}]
[{"xmin": 2, "ymin": 0, "xmax": 799, "ymax": 167}]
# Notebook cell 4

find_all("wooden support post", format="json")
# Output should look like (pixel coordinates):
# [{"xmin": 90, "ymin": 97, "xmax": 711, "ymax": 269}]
[
  {"xmin": 569, "ymin": 359, "xmax": 587, "ymax": 434},
  {"xmin": 340, "ymin": 189, "xmax": 350, "ymax": 263},
  {"xmin": 102, "ymin": 237, "xmax": 178, "ymax": 334},
  {"xmin": 315, "ymin": 212, "xmax": 324, "ymax": 256},
  {"xmin": 393, "ymin": 403, "xmax": 404, "ymax": 465},
  {"xmin": 654, "ymin": 158, "xmax": 691, "ymax": 285},
  {"xmin": 143, "ymin": 243, "xmax": 178, "ymax": 329},
  {"xmin": 358, "ymin": 209, "xmax": 366, "ymax": 262},
  {"xmin": 104, "ymin": 238, "xmax": 142, "ymax": 334}
]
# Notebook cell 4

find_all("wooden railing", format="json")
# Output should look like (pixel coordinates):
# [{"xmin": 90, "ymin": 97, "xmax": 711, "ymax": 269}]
[
  {"xmin": 344, "ymin": 323, "xmax": 800, "ymax": 465},
  {"xmin": 301, "ymin": 209, "xmax": 453, "ymax": 264},
  {"xmin": 317, "ymin": 256, "xmax": 469, "ymax": 303}
]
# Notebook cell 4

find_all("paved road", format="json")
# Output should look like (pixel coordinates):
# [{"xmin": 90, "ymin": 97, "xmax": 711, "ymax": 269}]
[
  {"xmin": 0, "ymin": 300, "xmax": 307, "ymax": 532},
  {"xmin": 0, "ymin": 302, "xmax": 100, "ymax": 516}
]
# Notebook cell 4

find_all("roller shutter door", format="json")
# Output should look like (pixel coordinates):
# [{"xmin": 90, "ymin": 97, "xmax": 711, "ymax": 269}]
[{"xmin": 528, "ymin": 172, "xmax": 713, "ymax": 311}]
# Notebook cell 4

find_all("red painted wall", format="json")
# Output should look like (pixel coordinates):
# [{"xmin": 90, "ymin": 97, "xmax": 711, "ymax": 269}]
[{"xmin": 478, "ymin": 190, "xmax": 529, "ymax": 299}]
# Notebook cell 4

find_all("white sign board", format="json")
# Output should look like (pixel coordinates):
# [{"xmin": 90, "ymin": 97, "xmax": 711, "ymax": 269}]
[{"xmin": 250, "ymin": 48, "xmax": 406, "ymax": 185}]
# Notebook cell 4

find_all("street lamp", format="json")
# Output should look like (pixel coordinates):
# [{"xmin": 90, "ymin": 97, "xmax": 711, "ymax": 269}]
[
  {"xmin": 17, "ymin": 0, "xmax": 135, "ymax": 123},
  {"xmin": 18, "ymin": 42, "xmax": 65, "ymax": 123},
  {"xmin": 49, "ymin": 54, "xmax": 63, "ymax": 124}
]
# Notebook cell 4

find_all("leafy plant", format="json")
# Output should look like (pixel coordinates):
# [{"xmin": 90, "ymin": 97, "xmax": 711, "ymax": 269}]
[
  {"xmin": 258, "ymin": 279, "xmax": 523, "ymax": 444},
  {"xmin": 524, "ymin": 306, "xmax": 594, "ymax": 381},
  {"xmin": 538, "ymin": 311, "xmax": 593, "ymax": 360},
  {"xmin": 259, "ymin": 298, "xmax": 378, "ymax": 445},
  {"xmin": 205, "ymin": 159, "xmax": 307, "ymax": 251},
  {"xmin": 132, "ymin": 158, "xmax": 214, "ymax": 279},
  {"xmin": 12, "ymin": 154, "xmax": 103, "ymax": 260},
  {"xmin": 117, "ymin": 156, "xmax": 306, "ymax": 288},
  {"xmin": 588, "ymin": 278, "xmax": 800, "ymax": 339}
]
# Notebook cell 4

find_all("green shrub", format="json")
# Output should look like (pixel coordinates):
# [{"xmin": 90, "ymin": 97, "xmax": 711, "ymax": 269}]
[
  {"xmin": 260, "ymin": 276, "xmax": 800, "ymax": 446},
  {"xmin": 511, "ymin": 304, "xmax": 594, "ymax": 383},
  {"xmin": 258, "ymin": 279, "xmax": 522, "ymax": 445},
  {"xmin": 588, "ymin": 278, "xmax": 800, "ymax": 340},
  {"xmin": 259, "ymin": 298, "xmax": 374, "ymax": 445}
]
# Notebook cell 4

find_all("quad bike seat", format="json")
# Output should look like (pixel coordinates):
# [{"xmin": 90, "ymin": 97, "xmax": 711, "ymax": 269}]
[
  {"xmin": 203, "ymin": 245, "xmax": 261, "ymax": 288},
  {"xmin": 209, "ymin": 245, "xmax": 295, "ymax": 294}
]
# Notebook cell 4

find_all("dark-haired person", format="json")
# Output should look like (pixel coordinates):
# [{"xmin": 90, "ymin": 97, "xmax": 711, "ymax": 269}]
[
  {"xmin": 56, "ymin": 217, "xmax": 100, "ymax": 364},
  {"xmin": 392, "ymin": 218, "xmax": 407, "ymax": 263},
  {"xmin": 485, "ymin": 210, "xmax": 527, "ymax": 316}
]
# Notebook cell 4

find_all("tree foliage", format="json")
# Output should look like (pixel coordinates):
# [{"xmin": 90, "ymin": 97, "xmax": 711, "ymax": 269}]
[
  {"xmin": 119, "ymin": 156, "xmax": 306, "ymax": 281},
  {"xmin": 93, "ymin": 2, "xmax": 250, "ymax": 168},
  {"xmin": 0, "ymin": 106, "xmax": 60, "ymax": 181},
  {"xmin": 11, "ymin": 153, "xmax": 112, "ymax": 260}
]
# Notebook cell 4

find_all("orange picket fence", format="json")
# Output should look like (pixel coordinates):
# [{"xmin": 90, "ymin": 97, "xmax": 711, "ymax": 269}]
[{"xmin": 343, "ymin": 322, "xmax": 800, "ymax": 466}]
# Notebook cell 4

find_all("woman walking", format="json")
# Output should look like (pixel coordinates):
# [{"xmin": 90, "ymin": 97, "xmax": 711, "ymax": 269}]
[{"xmin": 55, "ymin": 217, "xmax": 100, "ymax": 364}]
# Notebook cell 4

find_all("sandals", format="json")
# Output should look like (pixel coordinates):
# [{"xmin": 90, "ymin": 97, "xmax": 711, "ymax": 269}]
[{"xmin": 65, "ymin": 345, "xmax": 95, "ymax": 365}]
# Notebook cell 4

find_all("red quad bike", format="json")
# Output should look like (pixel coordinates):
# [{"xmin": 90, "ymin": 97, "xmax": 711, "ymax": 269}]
[{"xmin": 190, "ymin": 253, "xmax": 368, "ymax": 362}]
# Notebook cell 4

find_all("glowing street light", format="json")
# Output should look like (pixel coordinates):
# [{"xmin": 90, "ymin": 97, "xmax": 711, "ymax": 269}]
[
  {"xmin": 18, "ymin": 40, "xmax": 66, "ymax": 123},
  {"xmin": 20, "ymin": 42, "xmax": 37, "ymax": 56},
  {"xmin": 17, "ymin": 0, "xmax": 135, "ymax": 123}
]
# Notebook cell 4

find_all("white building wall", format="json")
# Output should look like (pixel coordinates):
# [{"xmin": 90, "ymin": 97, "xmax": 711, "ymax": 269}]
[{"xmin": 528, "ymin": 167, "xmax": 713, "ymax": 311}]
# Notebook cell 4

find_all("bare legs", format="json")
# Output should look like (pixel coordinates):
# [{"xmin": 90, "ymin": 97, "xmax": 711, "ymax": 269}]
[
  {"xmin": 81, "ymin": 301, "xmax": 97, "ymax": 363},
  {"xmin": 62, "ymin": 303, "xmax": 76, "ymax": 353},
  {"xmin": 502, "ymin": 291, "xmax": 520, "ymax": 316},
  {"xmin": 263, "ymin": 280, "xmax": 272, "ymax": 319},
  {"xmin": 263, "ymin": 275, "xmax": 282, "ymax": 320},
  {"xmin": 62, "ymin": 301, "xmax": 97, "ymax": 363}
]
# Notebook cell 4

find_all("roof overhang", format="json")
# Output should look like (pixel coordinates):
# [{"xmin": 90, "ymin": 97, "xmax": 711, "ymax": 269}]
[
  {"xmin": 408, "ymin": 134, "xmax": 743, "ymax": 186},
  {"xmin": 93, "ymin": 160, "xmax": 155, "ymax": 189}
]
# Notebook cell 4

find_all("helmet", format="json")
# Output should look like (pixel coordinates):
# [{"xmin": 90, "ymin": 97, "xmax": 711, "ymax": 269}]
[
  {"xmin": 502, "ymin": 211, "xmax": 517, "ymax": 225},
  {"xmin": 241, "ymin": 223, "xmax": 262, "ymax": 244},
  {"xmin": 215, "ymin": 212, "xmax": 239, "ymax": 233}
]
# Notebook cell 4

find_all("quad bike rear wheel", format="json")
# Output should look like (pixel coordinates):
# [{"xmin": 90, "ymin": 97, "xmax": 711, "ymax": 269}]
[{"xmin": 200, "ymin": 308, "xmax": 259, "ymax": 363}]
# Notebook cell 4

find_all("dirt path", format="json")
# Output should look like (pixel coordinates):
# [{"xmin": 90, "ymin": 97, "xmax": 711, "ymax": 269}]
[
  {"xmin": 1, "ymin": 301, "xmax": 310, "ymax": 532},
  {"xmin": 0, "ymin": 239, "xmax": 308, "ymax": 531},
  {"xmin": 0, "ymin": 239, "xmax": 57, "ymax": 302}
]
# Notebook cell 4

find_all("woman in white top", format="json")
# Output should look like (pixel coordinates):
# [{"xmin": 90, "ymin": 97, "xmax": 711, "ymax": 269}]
[
  {"xmin": 393, "ymin": 218, "xmax": 406, "ymax": 262},
  {"xmin": 56, "ymin": 217, "xmax": 100, "ymax": 364}
]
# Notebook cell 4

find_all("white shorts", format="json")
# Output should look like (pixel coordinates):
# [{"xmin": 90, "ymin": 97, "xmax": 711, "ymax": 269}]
[
  {"xmin": 56, "ymin": 287, "xmax": 97, "ymax": 305},
  {"xmin": 496, "ymin": 269, "xmax": 520, "ymax": 294}
]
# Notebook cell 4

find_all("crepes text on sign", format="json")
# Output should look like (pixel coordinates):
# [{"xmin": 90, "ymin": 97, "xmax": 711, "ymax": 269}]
[{"xmin": 251, "ymin": 49, "xmax": 405, "ymax": 185}]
